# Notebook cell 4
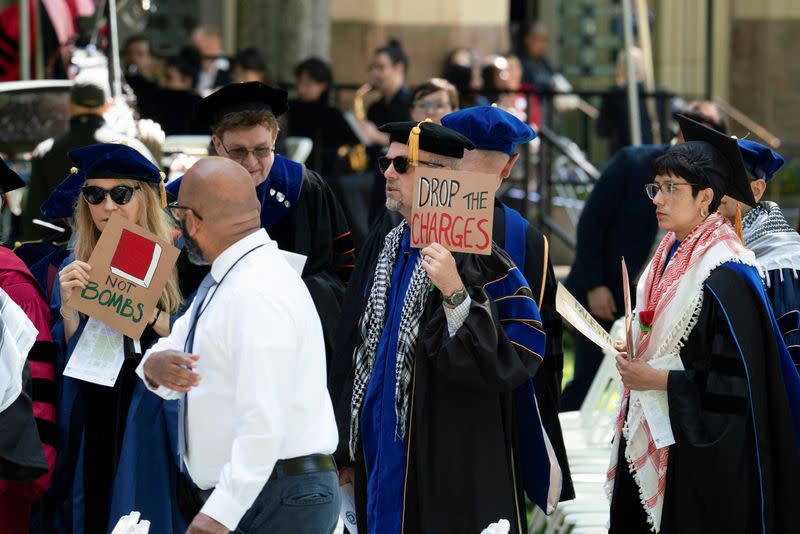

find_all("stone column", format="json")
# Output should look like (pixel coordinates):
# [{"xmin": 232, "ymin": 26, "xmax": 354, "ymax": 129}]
[{"xmin": 236, "ymin": 0, "xmax": 331, "ymax": 83}]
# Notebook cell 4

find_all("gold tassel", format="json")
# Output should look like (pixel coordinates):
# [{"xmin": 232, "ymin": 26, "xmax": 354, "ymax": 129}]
[
  {"xmin": 734, "ymin": 203, "xmax": 744, "ymax": 243},
  {"xmin": 159, "ymin": 171, "xmax": 167, "ymax": 209},
  {"xmin": 406, "ymin": 118, "xmax": 433, "ymax": 167}
]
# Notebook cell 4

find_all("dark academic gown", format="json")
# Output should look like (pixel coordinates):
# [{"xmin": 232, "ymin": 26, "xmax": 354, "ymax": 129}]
[
  {"xmin": 168, "ymin": 155, "xmax": 354, "ymax": 363},
  {"xmin": 493, "ymin": 201, "xmax": 574, "ymax": 502},
  {"xmin": 334, "ymin": 224, "xmax": 546, "ymax": 534},
  {"xmin": 766, "ymin": 269, "xmax": 800, "ymax": 352},
  {"xmin": 38, "ymin": 256, "xmax": 175, "ymax": 534},
  {"xmin": 286, "ymin": 99, "xmax": 360, "ymax": 179},
  {"xmin": 609, "ymin": 264, "xmax": 800, "ymax": 534},
  {"xmin": 0, "ymin": 248, "xmax": 58, "ymax": 534},
  {"xmin": 137, "ymin": 88, "xmax": 205, "ymax": 135},
  {"xmin": 562, "ymin": 144, "xmax": 668, "ymax": 410}
]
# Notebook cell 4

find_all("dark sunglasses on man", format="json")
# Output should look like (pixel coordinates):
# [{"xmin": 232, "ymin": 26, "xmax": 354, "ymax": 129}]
[
  {"xmin": 81, "ymin": 185, "xmax": 140, "ymax": 205},
  {"xmin": 378, "ymin": 156, "xmax": 445, "ymax": 175}
]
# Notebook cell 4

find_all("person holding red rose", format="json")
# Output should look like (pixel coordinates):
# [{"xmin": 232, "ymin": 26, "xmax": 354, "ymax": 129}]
[{"xmin": 606, "ymin": 115, "xmax": 800, "ymax": 534}]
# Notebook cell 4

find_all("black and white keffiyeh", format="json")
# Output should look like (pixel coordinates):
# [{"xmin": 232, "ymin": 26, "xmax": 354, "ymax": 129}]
[
  {"xmin": 349, "ymin": 221, "xmax": 431, "ymax": 460},
  {"xmin": 743, "ymin": 201, "xmax": 800, "ymax": 276}
]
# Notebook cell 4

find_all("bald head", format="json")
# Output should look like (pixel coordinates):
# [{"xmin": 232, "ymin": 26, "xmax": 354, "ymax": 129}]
[
  {"xmin": 179, "ymin": 157, "xmax": 261, "ymax": 261},
  {"xmin": 460, "ymin": 149, "xmax": 518, "ymax": 191}
]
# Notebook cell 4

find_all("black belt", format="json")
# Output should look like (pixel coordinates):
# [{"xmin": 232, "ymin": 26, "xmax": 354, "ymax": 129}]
[
  {"xmin": 193, "ymin": 454, "xmax": 336, "ymax": 503},
  {"xmin": 269, "ymin": 453, "xmax": 337, "ymax": 480}
]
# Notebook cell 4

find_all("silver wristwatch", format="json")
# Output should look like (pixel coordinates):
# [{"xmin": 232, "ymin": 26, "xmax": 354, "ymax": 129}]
[{"xmin": 443, "ymin": 287, "xmax": 468, "ymax": 308}]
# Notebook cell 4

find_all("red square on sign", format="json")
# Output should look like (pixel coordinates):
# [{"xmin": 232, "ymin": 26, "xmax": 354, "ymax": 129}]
[{"xmin": 110, "ymin": 229, "xmax": 162, "ymax": 288}]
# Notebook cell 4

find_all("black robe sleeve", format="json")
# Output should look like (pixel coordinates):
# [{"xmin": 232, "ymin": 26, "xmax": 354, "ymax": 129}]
[
  {"xmin": 418, "ymin": 248, "xmax": 540, "ymax": 392},
  {"xmin": 531, "ymin": 240, "xmax": 575, "ymax": 500},
  {"xmin": 292, "ymin": 170, "xmax": 355, "ymax": 363},
  {"xmin": 0, "ymin": 362, "xmax": 48, "ymax": 482},
  {"xmin": 659, "ymin": 266, "xmax": 800, "ymax": 534}
]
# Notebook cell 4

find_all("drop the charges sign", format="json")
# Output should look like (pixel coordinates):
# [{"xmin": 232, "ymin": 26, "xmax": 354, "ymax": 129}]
[
  {"xmin": 70, "ymin": 212, "xmax": 180, "ymax": 339},
  {"xmin": 410, "ymin": 168, "xmax": 495, "ymax": 255}
]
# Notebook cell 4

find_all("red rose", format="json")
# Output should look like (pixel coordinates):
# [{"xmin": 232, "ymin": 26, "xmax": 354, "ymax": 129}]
[{"xmin": 639, "ymin": 310, "xmax": 654, "ymax": 332}]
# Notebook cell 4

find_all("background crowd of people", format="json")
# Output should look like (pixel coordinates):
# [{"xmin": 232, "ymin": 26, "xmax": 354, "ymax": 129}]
[{"xmin": 1, "ymin": 4, "xmax": 799, "ymax": 534}]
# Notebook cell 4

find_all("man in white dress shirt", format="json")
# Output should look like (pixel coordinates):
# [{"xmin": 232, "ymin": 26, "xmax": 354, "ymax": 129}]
[{"xmin": 137, "ymin": 158, "xmax": 340, "ymax": 533}]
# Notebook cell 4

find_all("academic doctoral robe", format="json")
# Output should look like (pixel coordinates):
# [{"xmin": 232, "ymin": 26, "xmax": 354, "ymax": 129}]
[
  {"xmin": 493, "ymin": 201, "xmax": 573, "ymax": 502},
  {"xmin": 37, "ymin": 256, "xmax": 170, "ymax": 534},
  {"xmin": 0, "ymin": 247, "xmax": 57, "ymax": 534},
  {"xmin": 334, "ymin": 224, "xmax": 546, "ymax": 533},
  {"xmin": 609, "ymin": 264, "xmax": 800, "ymax": 534}
]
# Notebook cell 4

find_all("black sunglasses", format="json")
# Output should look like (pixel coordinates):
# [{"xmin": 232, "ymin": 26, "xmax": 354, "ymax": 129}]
[
  {"xmin": 81, "ymin": 185, "xmax": 140, "ymax": 205},
  {"xmin": 378, "ymin": 156, "xmax": 445, "ymax": 175}
]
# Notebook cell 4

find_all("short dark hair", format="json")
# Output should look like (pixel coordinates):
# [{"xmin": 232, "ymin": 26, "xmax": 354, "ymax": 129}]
[
  {"xmin": 166, "ymin": 46, "xmax": 201, "ymax": 87},
  {"xmin": 412, "ymin": 78, "xmax": 459, "ymax": 110},
  {"xmin": 294, "ymin": 57, "xmax": 333, "ymax": 101},
  {"xmin": 295, "ymin": 57, "xmax": 332, "ymax": 85},
  {"xmin": 653, "ymin": 151, "xmax": 721, "ymax": 212},
  {"xmin": 124, "ymin": 34, "xmax": 149, "ymax": 53},
  {"xmin": 232, "ymin": 47, "xmax": 268, "ymax": 74},
  {"xmin": 375, "ymin": 39, "xmax": 408, "ymax": 72}
]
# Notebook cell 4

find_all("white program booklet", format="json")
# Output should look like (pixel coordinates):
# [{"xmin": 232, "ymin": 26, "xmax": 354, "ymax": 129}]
[
  {"xmin": 339, "ymin": 483, "xmax": 358, "ymax": 534},
  {"xmin": 64, "ymin": 318, "xmax": 125, "ymax": 387}
]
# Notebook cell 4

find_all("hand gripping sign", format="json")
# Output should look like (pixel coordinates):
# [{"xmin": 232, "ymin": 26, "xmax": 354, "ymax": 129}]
[
  {"xmin": 410, "ymin": 167, "xmax": 496, "ymax": 255},
  {"xmin": 69, "ymin": 213, "xmax": 180, "ymax": 339}
]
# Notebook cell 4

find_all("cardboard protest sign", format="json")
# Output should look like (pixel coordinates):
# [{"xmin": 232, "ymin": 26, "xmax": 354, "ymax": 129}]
[
  {"xmin": 70, "ymin": 213, "xmax": 180, "ymax": 339},
  {"xmin": 410, "ymin": 168, "xmax": 495, "ymax": 255}
]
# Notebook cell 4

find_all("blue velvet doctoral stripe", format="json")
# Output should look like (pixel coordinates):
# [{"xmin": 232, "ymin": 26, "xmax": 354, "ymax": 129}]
[
  {"xmin": 498, "ymin": 204, "xmax": 560, "ymax": 513},
  {"xmin": 723, "ymin": 262, "xmax": 800, "ymax": 453},
  {"xmin": 495, "ymin": 295, "xmax": 544, "ymax": 324},
  {"xmin": 766, "ymin": 268, "xmax": 800, "ymax": 348},
  {"xmin": 361, "ymin": 228, "xmax": 417, "ymax": 534},
  {"xmin": 254, "ymin": 155, "xmax": 303, "ymax": 229}
]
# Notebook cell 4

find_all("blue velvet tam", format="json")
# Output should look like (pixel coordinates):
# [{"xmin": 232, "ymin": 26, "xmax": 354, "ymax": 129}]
[
  {"xmin": 440, "ymin": 105, "xmax": 536, "ymax": 156},
  {"xmin": 40, "ymin": 143, "xmax": 165, "ymax": 219},
  {"xmin": 737, "ymin": 139, "xmax": 785, "ymax": 183}
]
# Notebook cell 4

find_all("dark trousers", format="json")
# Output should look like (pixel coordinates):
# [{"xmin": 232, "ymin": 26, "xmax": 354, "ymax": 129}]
[
  {"xmin": 233, "ymin": 470, "xmax": 340, "ymax": 533},
  {"xmin": 560, "ymin": 316, "xmax": 614, "ymax": 411}
]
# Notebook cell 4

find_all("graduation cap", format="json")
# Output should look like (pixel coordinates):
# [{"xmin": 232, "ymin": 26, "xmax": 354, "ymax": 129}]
[
  {"xmin": 41, "ymin": 143, "xmax": 167, "ymax": 219},
  {"xmin": 737, "ymin": 139, "xmax": 785, "ymax": 183},
  {"xmin": 441, "ymin": 105, "xmax": 536, "ymax": 155},
  {"xmin": 674, "ymin": 113, "xmax": 756, "ymax": 208},
  {"xmin": 378, "ymin": 120, "xmax": 474, "ymax": 163},
  {"xmin": 196, "ymin": 81, "xmax": 289, "ymax": 128},
  {"xmin": 0, "ymin": 158, "xmax": 25, "ymax": 194}
]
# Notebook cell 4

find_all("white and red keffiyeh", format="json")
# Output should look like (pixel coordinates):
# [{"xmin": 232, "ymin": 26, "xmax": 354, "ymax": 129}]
[{"xmin": 605, "ymin": 213, "xmax": 759, "ymax": 532}]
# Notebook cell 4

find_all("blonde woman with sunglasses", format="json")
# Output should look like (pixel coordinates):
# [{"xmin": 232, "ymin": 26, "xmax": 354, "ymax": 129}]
[{"xmin": 44, "ymin": 143, "xmax": 183, "ymax": 534}]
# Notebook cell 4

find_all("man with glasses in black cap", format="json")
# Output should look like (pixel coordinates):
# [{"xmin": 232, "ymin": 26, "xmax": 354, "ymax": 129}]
[{"xmin": 167, "ymin": 81, "xmax": 354, "ymax": 365}]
